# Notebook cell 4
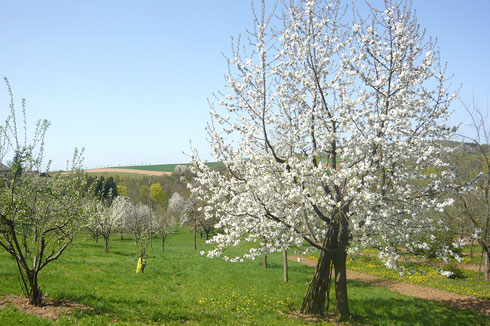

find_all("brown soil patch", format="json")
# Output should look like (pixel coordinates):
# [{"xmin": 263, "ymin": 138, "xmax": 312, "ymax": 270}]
[
  {"xmin": 289, "ymin": 255, "xmax": 490, "ymax": 316},
  {"xmin": 85, "ymin": 168, "xmax": 172, "ymax": 176},
  {"xmin": 0, "ymin": 295, "xmax": 93, "ymax": 320},
  {"xmin": 279, "ymin": 310, "xmax": 358, "ymax": 325}
]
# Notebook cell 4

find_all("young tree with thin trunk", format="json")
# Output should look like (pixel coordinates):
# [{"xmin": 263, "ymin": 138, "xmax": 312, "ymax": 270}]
[
  {"xmin": 97, "ymin": 196, "xmax": 130, "ymax": 253},
  {"xmin": 125, "ymin": 202, "xmax": 150, "ymax": 248},
  {"xmin": 153, "ymin": 206, "xmax": 176, "ymax": 251},
  {"xmin": 191, "ymin": 0, "xmax": 456, "ymax": 319},
  {"xmin": 451, "ymin": 100, "xmax": 490, "ymax": 281},
  {"xmin": 181, "ymin": 193, "xmax": 205, "ymax": 250},
  {"xmin": 86, "ymin": 208, "xmax": 101, "ymax": 244},
  {"xmin": 0, "ymin": 78, "xmax": 94, "ymax": 306}
]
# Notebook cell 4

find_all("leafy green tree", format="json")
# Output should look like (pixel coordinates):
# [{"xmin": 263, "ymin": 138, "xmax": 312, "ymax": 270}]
[
  {"xmin": 117, "ymin": 184, "xmax": 128, "ymax": 197},
  {"xmin": 150, "ymin": 183, "xmax": 167, "ymax": 207},
  {"xmin": 0, "ymin": 78, "xmax": 94, "ymax": 306},
  {"xmin": 139, "ymin": 184, "xmax": 149, "ymax": 203}
]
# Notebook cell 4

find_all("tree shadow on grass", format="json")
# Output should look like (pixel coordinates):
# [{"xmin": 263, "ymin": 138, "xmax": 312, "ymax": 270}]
[
  {"xmin": 110, "ymin": 250, "xmax": 135, "ymax": 257},
  {"xmin": 347, "ymin": 281, "xmax": 490, "ymax": 326}
]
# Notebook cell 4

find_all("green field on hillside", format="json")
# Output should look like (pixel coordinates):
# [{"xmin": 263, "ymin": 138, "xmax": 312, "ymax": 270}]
[
  {"xmin": 0, "ymin": 230, "xmax": 488, "ymax": 325},
  {"xmin": 109, "ymin": 162, "xmax": 222, "ymax": 172}
]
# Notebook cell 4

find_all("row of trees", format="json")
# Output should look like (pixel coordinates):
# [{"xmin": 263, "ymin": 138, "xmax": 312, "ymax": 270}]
[{"xmin": 84, "ymin": 177, "xmax": 217, "ymax": 255}]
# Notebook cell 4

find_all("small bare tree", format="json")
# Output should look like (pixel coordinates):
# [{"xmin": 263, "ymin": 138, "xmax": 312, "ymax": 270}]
[
  {"xmin": 153, "ymin": 206, "xmax": 176, "ymax": 251},
  {"xmin": 452, "ymin": 99, "xmax": 490, "ymax": 281}
]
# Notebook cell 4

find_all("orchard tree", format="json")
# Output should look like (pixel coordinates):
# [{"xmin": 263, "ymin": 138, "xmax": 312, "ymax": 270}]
[
  {"xmin": 125, "ymin": 201, "xmax": 150, "ymax": 248},
  {"xmin": 0, "ymin": 78, "xmax": 95, "ymax": 306},
  {"xmin": 96, "ymin": 196, "xmax": 131, "ymax": 253},
  {"xmin": 181, "ymin": 192, "xmax": 205, "ymax": 250},
  {"xmin": 86, "ymin": 203, "xmax": 102, "ymax": 243},
  {"xmin": 168, "ymin": 191, "xmax": 186, "ymax": 214},
  {"xmin": 451, "ymin": 101, "xmax": 490, "ymax": 281},
  {"xmin": 153, "ymin": 206, "xmax": 176, "ymax": 250},
  {"xmin": 191, "ymin": 0, "xmax": 456, "ymax": 318}
]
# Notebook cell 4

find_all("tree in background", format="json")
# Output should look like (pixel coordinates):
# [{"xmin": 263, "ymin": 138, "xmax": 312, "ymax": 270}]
[
  {"xmin": 451, "ymin": 101, "xmax": 490, "ymax": 281},
  {"xmin": 125, "ymin": 202, "xmax": 150, "ymax": 251},
  {"xmin": 87, "ymin": 176, "xmax": 118, "ymax": 202},
  {"xmin": 191, "ymin": 0, "xmax": 455, "ymax": 318},
  {"xmin": 139, "ymin": 184, "xmax": 149, "ymax": 204},
  {"xmin": 168, "ymin": 191, "xmax": 186, "ymax": 215},
  {"xmin": 181, "ymin": 192, "xmax": 205, "ymax": 250},
  {"xmin": 85, "ymin": 202, "xmax": 102, "ymax": 243},
  {"xmin": 153, "ymin": 206, "xmax": 176, "ymax": 251},
  {"xmin": 0, "ymin": 78, "xmax": 95, "ymax": 306},
  {"xmin": 150, "ymin": 183, "xmax": 167, "ymax": 207},
  {"xmin": 96, "ymin": 196, "xmax": 131, "ymax": 253},
  {"xmin": 117, "ymin": 184, "xmax": 128, "ymax": 197}
]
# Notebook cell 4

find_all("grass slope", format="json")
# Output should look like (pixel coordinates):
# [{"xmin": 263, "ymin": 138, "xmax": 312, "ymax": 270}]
[
  {"xmin": 0, "ymin": 231, "xmax": 488, "ymax": 325},
  {"xmin": 109, "ymin": 162, "xmax": 222, "ymax": 172}
]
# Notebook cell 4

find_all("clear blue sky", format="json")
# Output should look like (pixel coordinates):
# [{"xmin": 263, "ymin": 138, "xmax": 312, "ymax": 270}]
[{"xmin": 0, "ymin": 0, "xmax": 488, "ymax": 170}]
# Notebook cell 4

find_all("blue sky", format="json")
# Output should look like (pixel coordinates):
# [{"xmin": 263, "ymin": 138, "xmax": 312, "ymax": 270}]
[{"xmin": 0, "ymin": 0, "xmax": 488, "ymax": 170}]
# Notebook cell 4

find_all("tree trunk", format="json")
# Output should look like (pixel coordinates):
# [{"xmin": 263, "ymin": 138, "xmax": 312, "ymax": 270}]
[
  {"xmin": 161, "ymin": 236, "xmax": 165, "ymax": 251},
  {"xmin": 469, "ymin": 240, "xmax": 474, "ymax": 258},
  {"xmin": 94, "ymin": 234, "xmax": 99, "ymax": 244},
  {"xmin": 263, "ymin": 253, "xmax": 268, "ymax": 269},
  {"xmin": 300, "ymin": 246, "xmax": 332, "ymax": 315},
  {"xmin": 194, "ymin": 227, "xmax": 197, "ymax": 250},
  {"xmin": 485, "ymin": 249, "xmax": 490, "ymax": 282},
  {"xmin": 200, "ymin": 231, "xmax": 203, "ymax": 239},
  {"xmin": 205, "ymin": 230, "xmax": 210, "ymax": 240},
  {"xmin": 301, "ymin": 220, "xmax": 350, "ymax": 319},
  {"xmin": 27, "ymin": 270, "xmax": 43, "ymax": 306},
  {"xmin": 333, "ymin": 247, "xmax": 349, "ymax": 319},
  {"xmin": 104, "ymin": 236, "xmax": 109, "ymax": 253},
  {"xmin": 283, "ymin": 250, "xmax": 288, "ymax": 283}
]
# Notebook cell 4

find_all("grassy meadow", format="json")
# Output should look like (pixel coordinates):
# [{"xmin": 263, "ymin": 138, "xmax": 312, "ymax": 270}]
[
  {"xmin": 0, "ymin": 230, "xmax": 489, "ymax": 325},
  {"xmin": 107, "ymin": 162, "xmax": 223, "ymax": 173}
]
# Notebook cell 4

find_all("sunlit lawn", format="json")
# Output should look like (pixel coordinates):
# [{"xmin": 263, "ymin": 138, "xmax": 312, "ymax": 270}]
[{"xmin": 0, "ymin": 230, "xmax": 488, "ymax": 325}]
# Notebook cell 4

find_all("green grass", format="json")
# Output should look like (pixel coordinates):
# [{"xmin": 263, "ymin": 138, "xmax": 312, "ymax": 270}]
[
  {"xmin": 108, "ymin": 162, "xmax": 223, "ymax": 172},
  {"xmin": 84, "ymin": 171, "xmax": 145, "ymax": 178},
  {"xmin": 461, "ymin": 244, "xmax": 486, "ymax": 266},
  {"xmin": 0, "ymin": 231, "xmax": 489, "ymax": 325}
]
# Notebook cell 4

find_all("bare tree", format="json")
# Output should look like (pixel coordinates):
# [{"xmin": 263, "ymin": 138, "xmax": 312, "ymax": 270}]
[
  {"xmin": 452, "ymin": 99, "xmax": 490, "ymax": 281},
  {"xmin": 153, "ymin": 206, "xmax": 176, "ymax": 251}
]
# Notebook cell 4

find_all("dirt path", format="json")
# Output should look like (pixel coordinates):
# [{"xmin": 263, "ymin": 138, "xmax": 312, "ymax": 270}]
[
  {"xmin": 289, "ymin": 255, "xmax": 490, "ymax": 316},
  {"xmin": 360, "ymin": 252, "xmax": 482, "ymax": 272},
  {"xmin": 85, "ymin": 168, "xmax": 172, "ymax": 176}
]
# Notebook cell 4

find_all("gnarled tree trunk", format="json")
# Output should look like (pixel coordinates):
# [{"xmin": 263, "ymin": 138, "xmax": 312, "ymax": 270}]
[
  {"xmin": 300, "ymin": 220, "xmax": 350, "ymax": 319},
  {"xmin": 300, "ymin": 245, "xmax": 333, "ymax": 315}
]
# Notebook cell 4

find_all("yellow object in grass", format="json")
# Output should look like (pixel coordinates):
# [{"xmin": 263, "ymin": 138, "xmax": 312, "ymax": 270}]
[{"xmin": 136, "ymin": 257, "xmax": 146, "ymax": 273}]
